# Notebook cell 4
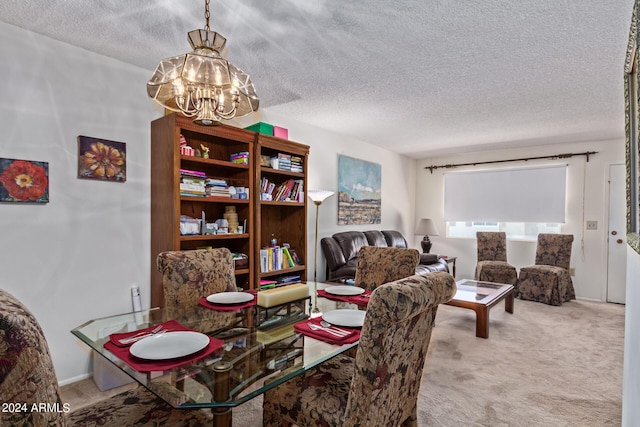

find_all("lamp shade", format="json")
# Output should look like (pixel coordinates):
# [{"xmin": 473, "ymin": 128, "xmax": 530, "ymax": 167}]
[
  {"xmin": 307, "ymin": 190, "xmax": 335, "ymax": 204},
  {"xmin": 415, "ymin": 218, "xmax": 440, "ymax": 236}
]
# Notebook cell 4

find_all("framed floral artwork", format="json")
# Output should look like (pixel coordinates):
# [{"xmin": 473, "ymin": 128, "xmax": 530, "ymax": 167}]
[
  {"xmin": 0, "ymin": 158, "xmax": 49, "ymax": 203},
  {"xmin": 78, "ymin": 135, "xmax": 126, "ymax": 182}
]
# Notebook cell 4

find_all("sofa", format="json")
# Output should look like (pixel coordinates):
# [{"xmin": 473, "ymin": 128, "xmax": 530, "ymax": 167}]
[{"xmin": 321, "ymin": 230, "xmax": 449, "ymax": 282}]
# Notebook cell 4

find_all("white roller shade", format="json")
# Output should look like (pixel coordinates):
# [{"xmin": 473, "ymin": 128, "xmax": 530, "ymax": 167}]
[{"xmin": 444, "ymin": 165, "xmax": 567, "ymax": 223}]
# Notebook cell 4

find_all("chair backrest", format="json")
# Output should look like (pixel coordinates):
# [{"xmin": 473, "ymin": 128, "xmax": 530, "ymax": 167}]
[
  {"xmin": 535, "ymin": 233, "xmax": 574, "ymax": 269},
  {"xmin": 157, "ymin": 248, "xmax": 237, "ymax": 310},
  {"xmin": 0, "ymin": 289, "xmax": 68, "ymax": 427},
  {"xmin": 343, "ymin": 272, "xmax": 456, "ymax": 426},
  {"xmin": 354, "ymin": 246, "xmax": 419, "ymax": 292},
  {"xmin": 476, "ymin": 231, "xmax": 508, "ymax": 262}
]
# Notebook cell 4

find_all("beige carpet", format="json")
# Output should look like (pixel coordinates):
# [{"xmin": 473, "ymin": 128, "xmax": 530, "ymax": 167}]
[{"xmin": 61, "ymin": 298, "xmax": 624, "ymax": 426}]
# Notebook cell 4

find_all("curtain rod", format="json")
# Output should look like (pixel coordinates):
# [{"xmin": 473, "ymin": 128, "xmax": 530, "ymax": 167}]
[{"xmin": 424, "ymin": 151, "xmax": 598, "ymax": 174}]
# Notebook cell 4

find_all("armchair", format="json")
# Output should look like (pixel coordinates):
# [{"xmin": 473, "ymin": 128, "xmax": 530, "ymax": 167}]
[
  {"xmin": 517, "ymin": 233, "xmax": 575, "ymax": 305},
  {"xmin": 262, "ymin": 271, "xmax": 456, "ymax": 427},
  {"xmin": 474, "ymin": 232, "xmax": 518, "ymax": 286}
]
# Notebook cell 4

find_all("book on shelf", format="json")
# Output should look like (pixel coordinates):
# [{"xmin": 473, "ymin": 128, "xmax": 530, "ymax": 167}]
[
  {"xmin": 230, "ymin": 152, "xmax": 249, "ymax": 165},
  {"xmin": 282, "ymin": 247, "xmax": 295, "ymax": 268}
]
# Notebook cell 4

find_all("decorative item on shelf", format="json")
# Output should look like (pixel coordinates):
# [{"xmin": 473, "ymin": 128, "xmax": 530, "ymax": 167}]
[
  {"xmin": 244, "ymin": 122, "xmax": 274, "ymax": 136},
  {"xmin": 147, "ymin": 0, "xmax": 259, "ymax": 126},
  {"xmin": 273, "ymin": 126, "xmax": 288, "ymax": 140},
  {"xmin": 224, "ymin": 206, "xmax": 238, "ymax": 233},
  {"xmin": 415, "ymin": 218, "xmax": 440, "ymax": 253},
  {"xmin": 200, "ymin": 144, "xmax": 210, "ymax": 159},
  {"xmin": 307, "ymin": 189, "xmax": 336, "ymax": 313}
]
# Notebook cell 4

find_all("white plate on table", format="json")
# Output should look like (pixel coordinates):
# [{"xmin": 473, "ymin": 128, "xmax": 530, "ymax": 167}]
[
  {"xmin": 324, "ymin": 285, "xmax": 365, "ymax": 296},
  {"xmin": 206, "ymin": 292, "xmax": 254, "ymax": 305},
  {"xmin": 322, "ymin": 309, "xmax": 366, "ymax": 328},
  {"xmin": 130, "ymin": 331, "xmax": 210, "ymax": 360}
]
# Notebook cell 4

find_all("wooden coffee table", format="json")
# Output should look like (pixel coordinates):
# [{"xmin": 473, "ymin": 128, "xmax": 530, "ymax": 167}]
[{"xmin": 444, "ymin": 279, "xmax": 514, "ymax": 338}]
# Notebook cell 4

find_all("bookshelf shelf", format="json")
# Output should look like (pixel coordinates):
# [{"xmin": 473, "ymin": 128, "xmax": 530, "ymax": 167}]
[
  {"xmin": 180, "ymin": 233, "xmax": 250, "ymax": 241},
  {"xmin": 259, "ymin": 265, "xmax": 307, "ymax": 279}
]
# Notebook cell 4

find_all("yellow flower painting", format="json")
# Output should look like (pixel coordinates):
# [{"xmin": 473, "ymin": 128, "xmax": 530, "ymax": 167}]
[{"xmin": 78, "ymin": 135, "xmax": 126, "ymax": 182}]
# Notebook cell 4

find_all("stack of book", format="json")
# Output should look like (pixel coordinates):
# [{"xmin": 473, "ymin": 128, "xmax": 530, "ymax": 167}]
[
  {"xmin": 180, "ymin": 169, "xmax": 206, "ymax": 197},
  {"xmin": 290, "ymin": 155, "xmax": 303, "ymax": 173},
  {"xmin": 276, "ymin": 153, "xmax": 291, "ymax": 171},
  {"xmin": 230, "ymin": 152, "xmax": 249, "ymax": 165},
  {"xmin": 205, "ymin": 178, "xmax": 231, "ymax": 197}
]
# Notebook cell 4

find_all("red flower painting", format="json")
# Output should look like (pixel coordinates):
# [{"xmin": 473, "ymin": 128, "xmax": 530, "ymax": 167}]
[{"xmin": 0, "ymin": 158, "xmax": 49, "ymax": 203}]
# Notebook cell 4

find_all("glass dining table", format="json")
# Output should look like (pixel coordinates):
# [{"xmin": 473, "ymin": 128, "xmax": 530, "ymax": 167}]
[{"xmin": 70, "ymin": 282, "xmax": 358, "ymax": 427}]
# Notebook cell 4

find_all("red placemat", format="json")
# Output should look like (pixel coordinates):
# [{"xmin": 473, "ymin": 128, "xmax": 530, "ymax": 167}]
[
  {"xmin": 317, "ymin": 289, "xmax": 371, "ymax": 306},
  {"xmin": 293, "ymin": 317, "xmax": 360, "ymax": 345},
  {"xmin": 104, "ymin": 321, "xmax": 223, "ymax": 373},
  {"xmin": 198, "ymin": 292, "xmax": 257, "ymax": 311}
]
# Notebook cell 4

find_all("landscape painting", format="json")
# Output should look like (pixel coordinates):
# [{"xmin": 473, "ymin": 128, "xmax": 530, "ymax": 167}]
[{"xmin": 338, "ymin": 155, "xmax": 381, "ymax": 224}]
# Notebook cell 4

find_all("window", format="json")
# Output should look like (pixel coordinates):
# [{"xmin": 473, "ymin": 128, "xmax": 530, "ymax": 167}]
[
  {"xmin": 443, "ymin": 165, "xmax": 566, "ymax": 240},
  {"xmin": 447, "ymin": 221, "xmax": 562, "ymax": 240}
]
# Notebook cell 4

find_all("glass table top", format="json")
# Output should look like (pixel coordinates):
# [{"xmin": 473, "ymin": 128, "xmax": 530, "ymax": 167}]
[{"xmin": 71, "ymin": 282, "xmax": 357, "ymax": 409}]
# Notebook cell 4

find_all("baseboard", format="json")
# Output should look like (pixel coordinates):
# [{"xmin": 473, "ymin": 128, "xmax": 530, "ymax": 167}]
[{"xmin": 58, "ymin": 372, "xmax": 92, "ymax": 387}]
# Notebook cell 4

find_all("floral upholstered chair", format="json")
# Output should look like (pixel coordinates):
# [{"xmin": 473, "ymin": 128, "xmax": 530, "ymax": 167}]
[
  {"xmin": 262, "ymin": 271, "xmax": 456, "ymax": 427},
  {"xmin": 354, "ymin": 246, "xmax": 420, "ymax": 292},
  {"xmin": 474, "ymin": 232, "xmax": 518, "ymax": 287},
  {"xmin": 157, "ymin": 247, "xmax": 239, "ymax": 329},
  {"xmin": 0, "ymin": 288, "xmax": 212, "ymax": 427},
  {"xmin": 157, "ymin": 248, "xmax": 237, "ymax": 306},
  {"xmin": 517, "ymin": 233, "xmax": 575, "ymax": 306}
]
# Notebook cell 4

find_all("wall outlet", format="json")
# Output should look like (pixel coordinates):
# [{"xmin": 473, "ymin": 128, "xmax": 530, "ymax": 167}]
[
  {"xmin": 570, "ymin": 267, "xmax": 575, "ymax": 276},
  {"xmin": 586, "ymin": 220, "xmax": 597, "ymax": 230}
]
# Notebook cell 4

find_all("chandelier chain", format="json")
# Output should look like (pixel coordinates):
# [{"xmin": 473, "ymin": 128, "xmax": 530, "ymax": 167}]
[{"xmin": 204, "ymin": 0, "xmax": 211, "ymax": 32}]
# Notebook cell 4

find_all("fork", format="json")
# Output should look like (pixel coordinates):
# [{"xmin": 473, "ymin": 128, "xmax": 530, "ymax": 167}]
[
  {"xmin": 308, "ymin": 323, "xmax": 348, "ymax": 337},
  {"xmin": 118, "ymin": 325, "xmax": 164, "ymax": 344}
]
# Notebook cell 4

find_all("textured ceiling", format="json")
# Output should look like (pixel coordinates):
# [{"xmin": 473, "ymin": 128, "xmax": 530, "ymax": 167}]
[{"xmin": 0, "ymin": 0, "xmax": 635, "ymax": 158}]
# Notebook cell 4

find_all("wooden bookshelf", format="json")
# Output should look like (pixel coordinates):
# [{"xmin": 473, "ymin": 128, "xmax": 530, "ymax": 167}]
[{"xmin": 150, "ymin": 113, "xmax": 309, "ymax": 306}]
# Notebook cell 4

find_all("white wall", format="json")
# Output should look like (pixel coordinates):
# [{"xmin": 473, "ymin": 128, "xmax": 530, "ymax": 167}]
[
  {"xmin": 0, "ymin": 22, "xmax": 417, "ymax": 384},
  {"xmin": 415, "ymin": 140, "xmax": 624, "ymax": 301},
  {"xmin": 0, "ymin": 22, "xmax": 159, "ymax": 385},
  {"xmin": 623, "ymin": 246, "xmax": 640, "ymax": 426}
]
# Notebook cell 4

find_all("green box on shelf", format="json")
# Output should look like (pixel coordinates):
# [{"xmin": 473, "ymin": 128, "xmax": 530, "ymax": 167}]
[{"xmin": 244, "ymin": 122, "xmax": 274, "ymax": 136}]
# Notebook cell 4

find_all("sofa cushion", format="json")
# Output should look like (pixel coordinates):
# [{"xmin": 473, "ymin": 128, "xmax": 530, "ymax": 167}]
[
  {"xmin": 334, "ymin": 231, "xmax": 368, "ymax": 261},
  {"xmin": 363, "ymin": 230, "xmax": 388, "ymax": 247},
  {"xmin": 382, "ymin": 230, "xmax": 408, "ymax": 248}
]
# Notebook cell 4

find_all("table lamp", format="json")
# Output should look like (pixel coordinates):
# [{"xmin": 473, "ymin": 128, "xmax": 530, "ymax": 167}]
[
  {"xmin": 308, "ymin": 189, "xmax": 335, "ymax": 313},
  {"xmin": 415, "ymin": 218, "xmax": 440, "ymax": 253}
]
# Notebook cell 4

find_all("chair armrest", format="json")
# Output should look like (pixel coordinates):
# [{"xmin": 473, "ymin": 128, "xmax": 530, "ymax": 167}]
[{"xmin": 320, "ymin": 237, "xmax": 346, "ymax": 272}]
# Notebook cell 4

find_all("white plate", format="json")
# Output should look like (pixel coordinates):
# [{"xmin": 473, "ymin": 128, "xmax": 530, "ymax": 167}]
[
  {"xmin": 322, "ymin": 309, "xmax": 366, "ymax": 328},
  {"xmin": 324, "ymin": 285, "xmax": 365, "ymax": 296},
  {"xmin": 130, "ymin": 331, "xmax": 210, "ymax": 360},
  {"xmin": 207, "ymin": 292, "xmax": 254, "ymax": 305}
]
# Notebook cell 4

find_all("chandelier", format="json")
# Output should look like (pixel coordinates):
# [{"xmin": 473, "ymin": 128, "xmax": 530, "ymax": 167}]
[{"xmin": 147, "ymin": 0, "xmax": 259, "ymax": 126}]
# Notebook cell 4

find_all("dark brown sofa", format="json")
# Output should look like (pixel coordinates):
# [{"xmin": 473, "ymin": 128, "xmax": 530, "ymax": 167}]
[{"xmin": 320, "ymin": 230, "xmax": 449, "ymax": 282}]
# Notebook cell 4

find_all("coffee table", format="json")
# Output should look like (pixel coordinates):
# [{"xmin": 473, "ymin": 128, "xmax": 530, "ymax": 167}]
[{"xmin": 444, "ymin": 279, "xmax": 514, "ymax": 338}]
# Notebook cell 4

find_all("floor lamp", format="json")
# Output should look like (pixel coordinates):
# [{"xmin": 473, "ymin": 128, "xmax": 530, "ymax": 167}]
[{"xmin": 308, "ymin": 189, "xmax": 335, "ymax": 313}]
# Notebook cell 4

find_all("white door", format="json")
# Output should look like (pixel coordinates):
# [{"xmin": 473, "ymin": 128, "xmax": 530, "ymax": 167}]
[{"xmin": 607, "ymin": 163, "xmax": 627, "ymax": 304}]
